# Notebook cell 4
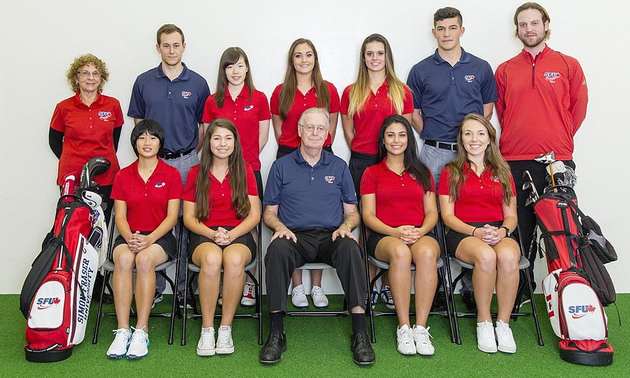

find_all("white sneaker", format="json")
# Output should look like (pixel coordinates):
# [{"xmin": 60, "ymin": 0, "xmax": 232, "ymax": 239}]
[
  {"xmin": 216, "ymin": 326, "xmax": 234, "ymax": 354},
  {"xmin": 396, "ymin": 325, "xmax": 416, "ymax": 355},
  {"xmin": 311, "ymin": 286, "xmax": 329, "ymax": 308},
  {"xmin": 291, "ymin": 284, "xmax": 308, "ymax": 308},
  {"xmin": 477, "ymin": 321, "xmax": 497, "ymax": 353},
  {"xmin": 240, "ymin": 282, "xmax": 256, "ymax": 307},
  {"xmin": 412, "ymin": 325, "xmax": 435, "ymax": 356},
  {"xmin": 197, "ymin": 327, "xmax": 216, "ymax": 356},
  {"xmin": 126, "ymin": 328, "xmax": 149, "ymax": 359},
  {"xmin": 495, "ymin": 320, "xmax": 517, "ymax": 354},
  {"xmin": 106, "ymin": 328, "xmax": 131, "ymax": 359}
]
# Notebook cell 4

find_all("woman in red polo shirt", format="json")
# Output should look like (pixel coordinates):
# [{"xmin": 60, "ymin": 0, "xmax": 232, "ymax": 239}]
[
  {"xmin": 361, "ymin": 115, "xmax": 439, "ymax": 356},
  {"xmin": 107, "ymin": 120, "xmax": 182, "ymax": 359},
  {"xmin": 271, "ymin": 38, "xmax": 340, "ymax": 308},
  {"xmin": 182, "ymin": 119, "xmax": 260, "ymax": 357},
  {"xmin": 49, "ymin": 53, "xmax": 124, "ymax": 222},
  {"xmin": 202, "ymin": 47, "xmax": 270, "ymax": 307},
  {"xmin": 438, "ymin": 113, "xmax": 520, "ymax": 355},
  {"xmin": 341, "ymin": 33, "xmax": 414, "ymax": 308}
]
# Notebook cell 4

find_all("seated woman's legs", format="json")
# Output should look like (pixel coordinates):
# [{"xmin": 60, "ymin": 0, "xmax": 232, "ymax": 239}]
[
  {"xmin": 455, "ymin": 238, "xmax": 497, "ymax": 323},
  {"xmin": 375, "ymin": 237, "xmax": 412, "ymax": 327},
  {"xmin": 220, "ymin": 244, "xmax": 251, "ymax": 327},
  {"xmin": 133, "ymin": 245, "xmax": 169, "ymax": 330},
  {"xmin": 410, "ymin": 237, "xmax": 439, "ymax": 328},
  {"xmin": 494, "ymin": 238, "xmax": 520, "ymax": 323},
  {"xmin": 112, "ymin": 245, "xmax": 137, "ymax": 329},
  {"xmin": 192, "ymin": 243, "xmax": 223, "ymax": 329}
]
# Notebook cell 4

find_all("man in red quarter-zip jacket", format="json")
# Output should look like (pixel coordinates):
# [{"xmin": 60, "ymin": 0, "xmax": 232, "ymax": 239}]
[{"xmin": 495, "ymin": 2, "xmax": 588, "ymax": 287}]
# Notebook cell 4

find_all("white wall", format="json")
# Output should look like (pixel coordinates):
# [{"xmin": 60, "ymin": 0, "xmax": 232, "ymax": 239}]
[{"xmin": 1, "ymin": 0, "xmax": 627, "ymax": 294}]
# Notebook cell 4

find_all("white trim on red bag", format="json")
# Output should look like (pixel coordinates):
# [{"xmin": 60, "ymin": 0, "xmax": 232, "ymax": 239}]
[{"xmin": 543, "ymin": 269, "xmax": 562, "ymax": 337}]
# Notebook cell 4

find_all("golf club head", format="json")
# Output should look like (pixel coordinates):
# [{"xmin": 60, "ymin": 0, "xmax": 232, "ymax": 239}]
[
  {"xmin": 79, "ymin": 189, "xmax": 103, "ymax": 209},
  {"xmin": 522, "ymin": 170, "xmax": 539, "ymax": 206},
  {"xmin": 79, "ymin": 157, "xmax": 111, "ymax": 189},
  {"xmin": 534, "ymin": 151, "xmax": 556, "ymax": 164}
]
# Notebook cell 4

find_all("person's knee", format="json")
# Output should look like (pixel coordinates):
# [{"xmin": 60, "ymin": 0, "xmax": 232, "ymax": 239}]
[
  {"xmin": 113, "ymin": 249, "xmax": 135, "ymax": 271},
  {"xmin": 389, "ymin": 244, "xmax": 412, "ymax": 266},
  {"xmin": 196, "ymin": 249, "xmax": 222, "ymax": 275},
  {"xmin": 134, "ymin": 251, "xmax": 158, "ymax": 274},
  {"xmin": 265, "ymin": 238, "xmax": 294, "ymax": 265},
  {"xmin": 474, "ymin": 248, "xmax": 497, "ymax": 273},
  {"xmin": 222, "ymin": 251, "xmax": 247, "ymax": 277}
]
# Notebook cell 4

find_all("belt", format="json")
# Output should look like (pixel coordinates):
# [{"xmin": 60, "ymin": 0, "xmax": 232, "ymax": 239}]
[
  {"xmin": 161, "ymin": 148, "xmax": 195, "ymax": 160},
  {"xmin": 424, "ymin": 140, "xmax": 457, "ymax": 151}
]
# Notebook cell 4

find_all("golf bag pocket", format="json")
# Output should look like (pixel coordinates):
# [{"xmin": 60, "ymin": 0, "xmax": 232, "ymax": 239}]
[
  {"xmin": 557, "ymin": 269, "xmax": 607, "ymax": 341},
  {"xmin": 26, "ymin": 272, "xmax": 72, "ymax": 350},
  {"xmin": 543, "ymin": 269, "xmax": 561, "ymax": 337}
]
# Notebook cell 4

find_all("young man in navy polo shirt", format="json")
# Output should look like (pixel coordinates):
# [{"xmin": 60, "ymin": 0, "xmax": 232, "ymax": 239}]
[
  {"xmin": 260, "ymin": 108, "xmax": 374, "ymax": 366},
  {"xmin": 406, "ymin": 7, "xmax": 498, "ymax": 310},
  {"xmin": 128, "ymin": 23, "xmax": 211, "ymax": 306}
]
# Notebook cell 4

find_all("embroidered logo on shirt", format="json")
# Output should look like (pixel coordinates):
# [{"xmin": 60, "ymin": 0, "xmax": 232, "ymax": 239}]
[
  {"xmin": 324, "ymin": 176, "xmax": 336, "ymax": 184},
  {"xmin": 98, "ymin": 111, "xmax": 112, "ymax": 121},
  {"xmin": 544, "ymin": 72, "xmax": 562, "ymax": 83},
  {"xmin": 155, "ymin": 182, "xmax": 166, "ymax": 188},
  {"xmin": 244, "ymin": 105, "xmax": 254, "ymax": 111},
  {"xmin": 490, "ymin": 174, "xmax": 500, "ymax": 183},
  {"xmin": 464, "ymin": 75, "xmax": 476, "ymax": 83},
  {"xmin": 181, "ymin": 91, "xmax": 192, "ymax": 99}
]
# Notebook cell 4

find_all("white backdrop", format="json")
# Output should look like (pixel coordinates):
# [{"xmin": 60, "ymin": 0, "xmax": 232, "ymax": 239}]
[{"xmin": 1, "ymin": 0, "xmax": 627, "ymax": 294}]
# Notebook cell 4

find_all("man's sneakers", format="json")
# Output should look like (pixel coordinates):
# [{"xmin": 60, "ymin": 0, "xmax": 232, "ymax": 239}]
[
  {"xmin": 311, "ymin": 286, "xmax": 329, "ymax": 308},
  {"xmin": 477, "ymin": 320, "xmax": 498, "ymax": 353},
  {"xmin": 351, "ymin": 331, "xmax": 375, "ymax": 366},
  {"xmin": 412, "ymin": 325, "xmax": 435, "ymax": 356},
  {"xmin": 126, "ymin": 328, "xmax": 149, "ymax": 359},
  {"xmin": 259, "ymin": 330, "xmax": 287, "ymax": 364},
  {"xmin": 106, "ymin": 328, "xmax": 131, "ymax": 359},
  {"xmin": 151, "ymin": 290, "xmax": 163, "ymax": 309},
  {"xmin": 197, "ymin": 327, "xmax": 216, "ymax": 356},
  {"xmin": 216, "ymin": 326, "xmax": 235, "ymax": 354},
  {"xmin": 177, "ymin": 291, "xmax": 194, "ymax": 310},
  {"xmin": 495, "ymin": 320, "xmax": 517, "ymax": 353},
  {"xmin": 380, "ymin": 286, "xmax": 395, "ymax": 310},
  {"xmin": 291, "ymin": 284, "xmax": 308, "ymax": 308},
  {"xmin": 396, "ymin": 325, "xmax": 416, "ymax": 355},
  {"xmin": 240, "ymin": 282, "xmax": 256, "ymax": 307}
]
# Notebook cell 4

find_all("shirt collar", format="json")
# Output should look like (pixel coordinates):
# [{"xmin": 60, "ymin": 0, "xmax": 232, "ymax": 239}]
[
  {"xmin": 432, "ymin": 47, "xmax": 470, "ymax": 65},
  {"xmin": 156, "ymin": 62, "xmax": 190, "ymax": 81},
  {"xmin": 293, "ymin": 147, "xmax": 331, "ymax": 167}
]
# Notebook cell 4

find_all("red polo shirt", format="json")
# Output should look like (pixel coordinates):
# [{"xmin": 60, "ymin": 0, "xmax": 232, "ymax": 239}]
[
  {"xmin": 438, "ymin": 164, "xmax": 516, "ymax": 223},
  {"xmin": 202, "ymin": 86, "xmax": 270, "ymax": 171},
  {"xmin": 111, "ymin": 159, "xmax": 182, "ymax": 232},
  {"xmin": 182, "ymin": 163, "xmax": 258, "ymax": 228},
  {"xmin": 341, "ymin": 80, "xmax": 414, "ymax": 155},
  {"xmin": 51, "ymin": 92, "xmax": 124, "ymax": 186},
  {"xmin": 361, "ymin": 159, "xmax": 434, "ymax": 227},
  {"xmin": 270, "ymin": 81, "xmax": 340, "ymax": 148}
]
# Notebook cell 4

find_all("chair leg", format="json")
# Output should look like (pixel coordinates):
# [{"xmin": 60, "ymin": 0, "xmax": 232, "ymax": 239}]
[
  {"xmin": 91, "ymin": 270, "xmax": 110, "ymax": 344},
  {"xmin": 524, "ymin": 269, "xmax": 544, "ymax": 346},
  {"xmin": 445, "ymin": 259, "xmax": 461, "ymax": 345}
]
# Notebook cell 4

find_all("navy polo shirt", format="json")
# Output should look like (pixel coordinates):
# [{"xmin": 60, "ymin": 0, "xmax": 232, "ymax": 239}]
[
  {"xmin": 128, "ymin": 63, "xmax": 210, "ymax": 153},
  {"xmin": 264, "ymin": 148, "xmax": 357, "ymax": 230},
  {"xmin": 406, "ymin": 48, "xmax": 497, "ymax": 142}
]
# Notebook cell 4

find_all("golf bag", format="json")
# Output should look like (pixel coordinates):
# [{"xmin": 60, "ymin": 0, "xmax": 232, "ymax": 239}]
[
  {"xmin": 527, "ymin": 167, "xmax": 614, "ymax": 366},
  {"xmin": 21, "ymin": 157, "xmax": 110, "ymax": 362}
]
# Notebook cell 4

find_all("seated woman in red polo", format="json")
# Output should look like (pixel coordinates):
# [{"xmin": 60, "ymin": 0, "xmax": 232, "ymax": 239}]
[
  {"xmin": 107, "ymin": 119, "xmax": 182, "ymax": 359},
  {"xmin": 361, "ymin": 115, "xmax": 439, "ymax": 356},
  {"xmin": 182, "ymin": 119, "xmax": 260, "ymax": 357}
]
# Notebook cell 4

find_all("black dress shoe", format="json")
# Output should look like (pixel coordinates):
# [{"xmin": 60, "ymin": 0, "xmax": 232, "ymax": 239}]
[
  {"xmin": 431, "ymin": 290, "xmax": 447, "ymax": 312},
  {"xmin": 351, "ymin": 331, "xmax": 375, "ymax": 366},
  {"xmin": 462, "ymin": 291, "xmax": 477, "ymax": 312},
  {"xmin": 260, "ymin": 330, "xmax": 286, "ymax": 365}
]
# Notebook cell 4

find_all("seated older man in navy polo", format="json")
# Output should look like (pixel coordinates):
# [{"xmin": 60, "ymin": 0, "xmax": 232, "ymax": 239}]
[{"xmin": 259, "ymin": 107, "xmax": 374, "ymax": 366}]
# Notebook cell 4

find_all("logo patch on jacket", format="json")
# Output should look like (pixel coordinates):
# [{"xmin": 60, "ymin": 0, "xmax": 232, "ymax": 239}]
[
  {"xmin": 181, "ymin": 91, "xmax": 192, "ymax": 99},
  {"xmin": 544, "ymin": 72, "xmax": 562, "ymax": 83},
  {"xmin": 244, "ymin": 105, "xmax": 254, "ymax": 111},
  {"xmin": 324, "ymin": 176, "xmax": 335, "ymax": 184},
  {"xmin": 464, "ymin": 75, "xmax": 476, "ymax": 83},
  {"xmin": 155, "ymin": 182, "xmax": 166, "ymax": 188},
  {"xmin": 98, "ymin": 111, "xmax": 112, "ymax": 121}
]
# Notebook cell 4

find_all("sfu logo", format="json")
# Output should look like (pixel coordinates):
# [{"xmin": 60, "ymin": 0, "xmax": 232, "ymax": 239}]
[
  {"xmin": 568, "ymin": 304, "xmax": 596, "ymax": 319},
  {"xmin": 98, "ymin": 111, "xmax": 112, "ymax": 121},
  {"xmin": 36, "ymin": 297, "xmax": 61, "ymax": 310},
  {"xmin": 181, "ymin": 91, "xmax": 192, "ymax": 99},
  {"xmin": 464, "ymin": 75, "xmax": 476, "ymax": 83},
  {"xmin": 544, "ymin": 72, "xmax": 562, "ymax": 83}
]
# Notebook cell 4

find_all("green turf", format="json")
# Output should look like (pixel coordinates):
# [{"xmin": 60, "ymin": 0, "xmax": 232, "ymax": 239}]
[{"xmin": 2, "ymin": 294, "xmax": 627, "ymax": 377}]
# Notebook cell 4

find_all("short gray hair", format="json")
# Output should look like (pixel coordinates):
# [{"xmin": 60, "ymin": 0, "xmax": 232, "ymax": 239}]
[{"xmin": 298, "ymin": 107, "xmax": 330, "ymax": 128}]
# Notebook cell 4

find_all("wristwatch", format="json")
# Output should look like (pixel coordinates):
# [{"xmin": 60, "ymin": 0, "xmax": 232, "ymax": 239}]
[{"xmin": 500, "ymin": 226, "xmax": 511, "ymax": 237}]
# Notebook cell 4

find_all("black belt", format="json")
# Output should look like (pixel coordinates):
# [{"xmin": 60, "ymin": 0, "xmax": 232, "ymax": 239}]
[
  {"xmin": 161, "ymin": 148, "xmax": 195, "ymax": 160},
  {"xmin": 424, "ymin": 140, "xmax": 457, "ymax": 151}
]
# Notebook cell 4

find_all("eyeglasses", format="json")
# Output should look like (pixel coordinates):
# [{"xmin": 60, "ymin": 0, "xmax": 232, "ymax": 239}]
[
  {"xmin": 299, "ymin": 124, "xmax": 328, "ymax": 134},
  {"xmin": 78, "ymin": 70, "xmax": 101, "ymax": 78}
]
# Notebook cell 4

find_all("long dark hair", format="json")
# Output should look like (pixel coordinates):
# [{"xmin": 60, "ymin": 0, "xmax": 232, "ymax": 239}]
[
  {"xmin": 195, "ymin": 119, "xmax": 251, "ymax": 221},
  {"xmin": 214, "ymin": 47, "xmax": 255, "ymax": 108},
  {"xmin": 377, "ymin": 115, "xmax": 433, "ymax": 192},
  {"xmin": 277, "ymin": 38, "xmax": 330, "ymax": 119}
]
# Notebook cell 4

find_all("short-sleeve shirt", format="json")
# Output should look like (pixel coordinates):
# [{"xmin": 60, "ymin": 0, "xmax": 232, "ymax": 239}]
[
  {"xmin": 438, "ymin": 164, "xmax": 516, "ymax": 223},
  {"xmin": 270, "ymin": 81, "xmax": 340, "ymax": 148},
  {"xmin": 128, "ymin": 63, "xmax": 210, "ymax": 153},
  {"xmin": 361, "ymin": 159, "xmax": 434, "ymax": 227},
  {"xmin": 202, "ymin": 86, "xmax": 270, "ymax": 171},
  {"xmin": 182, "ymin": 163, "xmax": 258, "ymax": 228},
  {"xmin": 50, "ymin": 92, "xmax": 124, "ymax": 186},
  {"xmin": 340, "ymin": 80, "xmax": 414, "ymax": 155},
  {"xmin": 111, "ymin": 159, "xmax": 182, "ymax": 232},
  {"xmin": 406, "ymin": 48, "xmax": 497, "ymax": 142},
  {"xmin": 264, "ymin": 148, "xmax": 357, "ymax": 229}
]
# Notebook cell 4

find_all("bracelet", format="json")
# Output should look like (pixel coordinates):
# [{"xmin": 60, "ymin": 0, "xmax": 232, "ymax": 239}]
[
  {"xmin": 471, "ymin": 227, "xmax": 478, "ymax": 236},
  {"xmin": 344, "ymin": 221, "xmax": 353, "ymax": 230}
]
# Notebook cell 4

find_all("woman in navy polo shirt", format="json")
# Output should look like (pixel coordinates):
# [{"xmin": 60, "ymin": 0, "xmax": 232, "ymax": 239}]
[
  {"xmin": 438, "ymin": 113, "xmax": 520, "ymax": 355},
  {"xmin": 202, "ymin": 47, "xmax": 270, "ymax": 308},
  {"xmin": 106, "ymin": 120, "xmax": 182, "ymax": 359},
  {"xmin": 361, "ymin": 115, "xmax": 439, "ymax": 356},
  {"xmin": 182, "ymin": 119, "xmax": 260, "ymax": 357},
  {"xmin": 271, "ymin": 38, "xmax": 340, "ymax": 309}
]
